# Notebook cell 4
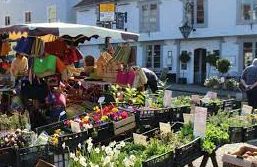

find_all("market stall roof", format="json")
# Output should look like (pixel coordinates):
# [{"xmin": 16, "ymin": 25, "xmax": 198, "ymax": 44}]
[{"xmin": 0, "ymin": 22, "xmax": 139, "ymax": 42}]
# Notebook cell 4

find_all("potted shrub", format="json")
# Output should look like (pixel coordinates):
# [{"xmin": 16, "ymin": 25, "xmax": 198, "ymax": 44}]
[
  {"xmin": 204, "ymin": 76, "xmax": 221, "ymax": 89},
  {"xmin": 216, "ymin": 58, "xmax": 231, "ymax": 76},
  {"xmin": 206, "ymin": 52, "xmax": 220, "ymax": 77},
  {"xmin": 179, "ymin": 51, "xmax": 191, "ymax": 84}
]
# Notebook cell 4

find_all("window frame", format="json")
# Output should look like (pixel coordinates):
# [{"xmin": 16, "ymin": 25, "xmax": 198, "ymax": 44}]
[
  {"xmin": 47, "ymin": 5, "xmax": 57, "ymax": 23},
  {"xmin": 25, "ymin": 11, "xmax": 32, "ymax": 24},
  {"xmin": 144, "ymin": 44, "xmax": 162, "ymax": 71},
  {"xmin": 183, "ymin": 0, "xmax": 208, "ymax": 28},
  {"xmin": 5, "ymin": 16, "xmax": 10, "ymax": 26},
  {"xmin": 237, "ymin": 0, "xmax": 257, "ymax": 24},
  {"xmin": 138, "ymin": 0, "xmax": 160, "ymax": 33}
]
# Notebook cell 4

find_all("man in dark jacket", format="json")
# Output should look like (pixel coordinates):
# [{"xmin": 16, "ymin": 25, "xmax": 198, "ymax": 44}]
[{"xmin": 142, "ymin": 68, "xmax": 159, "ymax": 93}]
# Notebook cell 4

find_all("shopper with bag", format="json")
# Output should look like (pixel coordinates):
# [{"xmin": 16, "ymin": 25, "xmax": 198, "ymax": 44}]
[{"xmin": 241, "ymin": 58, "xmax": 257, "ymax": 108}]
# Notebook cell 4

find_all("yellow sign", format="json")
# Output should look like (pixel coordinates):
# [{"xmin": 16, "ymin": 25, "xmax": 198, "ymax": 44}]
[{"xmin": 100, "ymin": 3, "xmax": 115, "ymax": 12}]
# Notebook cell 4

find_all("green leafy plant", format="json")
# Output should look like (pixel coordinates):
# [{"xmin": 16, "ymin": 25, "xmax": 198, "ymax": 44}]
[
  {"xmin": 179, "ymin": 51, "xmax": 191, "ymax": 63},
  {"xmin": 172, "ymin": 96, "xmax": 191, "ymax": 107},
  {"xmin": 216, "ymin": 58, "xmax": 231, "ymax": 75},
  {"xmin": 225, "ymin": 79, "xmax": 239, "ymax": 90},
  {"xmin": 204, "ymin": 76, "xmax": 221, "ymax": 89},
  {"xmin": 206, "ymin": 52, "xmax": 220, "ymax": 67}
]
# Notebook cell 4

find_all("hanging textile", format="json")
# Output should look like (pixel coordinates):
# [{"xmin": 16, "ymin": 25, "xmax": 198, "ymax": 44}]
[
  {"xmin": 0, "ymin": 41, "xmax": 11, "ymax": 56},
  {"xmin": 44, "ymin": 39, "xmax": 68, "ymax": 58},
  {"xmin": 10, "ymin": 56, "xmax": 28, "ymax": 77},
  {"xmin": 133, "ymin": 68, "xmax": 148, "ymax": 88},
  {"xmin": 33, "ymin": 55, "xmax": 57, "ymax": 77},
  {"xmin": 14, "ymin": 37, "xmax": 34, "ymax": 55},
  {"xmin": 110, "ymin": 45, "xmax": 132, "ymax": 65},
  {"xmin": 31, "ymin": 38, "xmax": 45, "ymax": 56}
]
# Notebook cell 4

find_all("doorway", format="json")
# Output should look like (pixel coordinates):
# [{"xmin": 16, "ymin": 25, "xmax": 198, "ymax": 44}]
[{"xmin": 194, "ymin": 48, "xmax": 207, "ymax": 84}]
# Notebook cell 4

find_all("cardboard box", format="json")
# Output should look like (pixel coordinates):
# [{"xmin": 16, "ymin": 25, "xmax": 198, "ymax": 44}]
[{"xmin": 222, "ymin": 146, "xmax": 257, "ymax": 167}]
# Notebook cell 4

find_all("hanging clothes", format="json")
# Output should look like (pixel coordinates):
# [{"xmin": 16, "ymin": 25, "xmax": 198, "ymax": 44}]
[
  {"xmin": 0, "ymin": 41, "xmax": 11, "ymax": 56},
  {"xmin": 14, "ymin": 37, "xmax": 34, "ymax": 55},
  {"xmin": 31, "ymin": 38, "xmax": 45, "ymax": 56},
  {"xmin": 44, "ymin": 39, "xmax": 68, "ymax": 58},
  {"xmin": 34, "ymin": 55, "xmax": 57, "ymax": 78}
]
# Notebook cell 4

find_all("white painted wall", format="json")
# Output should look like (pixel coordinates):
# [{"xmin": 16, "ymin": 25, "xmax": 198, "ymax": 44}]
[{"xmin": 0, "ymin": 0, "xmax": 79, "ymax": 27}]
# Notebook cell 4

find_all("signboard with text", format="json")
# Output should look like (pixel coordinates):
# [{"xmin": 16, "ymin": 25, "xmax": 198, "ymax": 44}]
[{"xmin": 100, "ymin": 3, "xmax": 115, "ymax": 22}]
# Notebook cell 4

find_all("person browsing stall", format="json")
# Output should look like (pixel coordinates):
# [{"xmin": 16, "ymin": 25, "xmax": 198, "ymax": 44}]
[
  {"xmin": 10, "ymin": 53, "xmax": 28, "ymax": 84},
  {"xmin": 241, "ymin": 58, "xmax": 257, "ymax": 108}
]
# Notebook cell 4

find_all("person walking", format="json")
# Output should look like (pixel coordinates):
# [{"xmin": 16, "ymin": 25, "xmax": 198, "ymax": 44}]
[{"xmin": 241, "ymin": 58, "xmax": 257, "ymax": 108}]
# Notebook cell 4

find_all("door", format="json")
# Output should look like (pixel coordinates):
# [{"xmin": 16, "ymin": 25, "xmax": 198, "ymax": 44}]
[
  {"xmin": 146, "ymin": 44, "xmax": 161, "ymax": 72},
  {"xmin": 194, "ymin": 48, "xmax": 207, "ymax": 84}
]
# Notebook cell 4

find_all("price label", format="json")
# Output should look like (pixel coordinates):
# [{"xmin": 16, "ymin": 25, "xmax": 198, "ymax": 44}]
[
  {"xmin": 163, "ymin": 90, "xmax": 172, "ymax": 107},
  {"xmin": 206, "ymin": 91, "xmax": 217, "ymax": 99},
  {"xmin": 191, "ymin": 104, "xmax": 196, "ymax": 114},
  {"xmin": 133, "ymin": 133, "xmax": 147, "ymax": 146},
  {"xmin": 159, "ymin": 122, "xmax": 171, "ymax": 134},
  {"xmin": 193, "ymin": 107, "xmax": 207, "ymax": 138},
  {"xmin": 242, "ymin": 105, "xmax": 253, "ymax": 115},
  {"xmin": 183, "ymin": 113, "xmax": 194, "ymax": 124},
  {"xmin": 191, "ymin": 95, "xmax": 200, "ymax": 104},
  {"xmin": 98, "ymin": 97, "xmax": 105, "ymax": 104},
  {"xmin": 70, "ymin": 121, "xmax": 81, "ymax": 133}
]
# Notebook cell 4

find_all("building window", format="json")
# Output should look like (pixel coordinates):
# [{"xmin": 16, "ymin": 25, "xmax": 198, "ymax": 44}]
[
  {"xmin": 146, "ymin": 45, "xmax": 161, "ymax": 70},
  {"xmin": 47, "ymin": 5, "xmax": 57, "ymax": 23},
  {"xmin": 5, "ymin": 16, "xmax": 10, "ymax": 26},
  {"xmin": 25, "ymin": 12, "xmax": 31, "ymax": 24},
  {"xmin": 184, "ymin": 0, "xmax": 207, "ymax": 27},
  {"xmin": 238, "ymin": 0, "xmax": 257, "ymax": 24},
  {"xmin": 139, "ymin": 1, "xmax": 159, "ymax": 33},
  {"xmin": 243, "ymin": 42, "xmax": 254, "ymax": 68}
]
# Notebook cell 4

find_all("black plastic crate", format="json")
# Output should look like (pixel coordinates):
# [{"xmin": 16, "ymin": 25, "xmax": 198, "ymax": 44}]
[
  {"xmin": 134, "ymin": 107, "xmax": 172, "ymax": 128},
  {"xmin": 243, "ymin": 125, "xmax": 257, "ymax": 142},
  {"xmin": 17, "ymin": 145, "xmax": 54, "ymax": 167},
  {"xmin": 142, "ymin": 151, "xmax": 174, "ymax": 167},
  {"xmin": 222, "ymin": 99, "xmax": 241, "ymax": 111},
  {"xmin": 170, "ymin": 106, "xmax": 191, "ymax": 122},
  {"xmin": 174, "ymin": 138, "xmax": 202, "ymax": 167},
  {"xmin": 0, "ymin": 147, "xmax": 16, "ymax": 167},
  {"xmin": 228, "ymin": 126, "xmax": 244, "ymax": 143}
]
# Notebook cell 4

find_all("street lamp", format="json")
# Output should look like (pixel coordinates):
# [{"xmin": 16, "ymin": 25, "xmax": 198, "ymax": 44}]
[{"xmin": 179, "ymin": 21, "xmax": 193, "ymax": 39}]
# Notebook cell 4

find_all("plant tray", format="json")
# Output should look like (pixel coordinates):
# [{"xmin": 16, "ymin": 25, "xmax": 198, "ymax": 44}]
[
  {"xmin": 174, "ymin": 137, "xmax": 202, "ymax": 167},
  {"xmin": 243, "ymin": 125, "xmax": 257, "ymax": 142},
  {"xmin": 229, "ymin": 126, "xmax": 244, "ymax": 143},
  {"xmin": 113, "ymin": 114, "xmax": 136, "ymax": 136},
  {"xmin": 134, "ymin": 107, "xmax": 172, "ymax": 128},
  {"xmin": 0, "ymin": 147, "xmax": 16, "ymax": 167},
  {"xmin": 170, "ymin": 106, "xmax": 191, "ymax": 122}
]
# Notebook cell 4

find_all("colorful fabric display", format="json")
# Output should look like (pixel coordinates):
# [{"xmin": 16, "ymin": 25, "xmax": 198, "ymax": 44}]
[
  {"xmin": 31, "ymin": 38, "xmax": 45, "ymax": 56},
  {"xmin": 0, "ymin": 41, "xmax": 11, "ymax": 56},
  {"xmin": 44, "ymin": 39, "xmax": 68, "ymax": 58},
  {"xmin": 14, "ymin": 37, "xmax": 34, "ymax": 55},
  {"xmin": 116, "ymin": 69, "xmax": 136, "ymax": 86},
  {"xmin": 34, "ymin": 55, "xmax": 57, "ymax": 77}
]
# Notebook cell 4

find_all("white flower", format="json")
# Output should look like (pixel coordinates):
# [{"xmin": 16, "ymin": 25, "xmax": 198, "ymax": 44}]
[
  {"xmin": 123, "ymin": 157, "xmax": 135, "ymax": 167},
  {"xmin": 62, "ymin": 142, "xmax": 66, "ymax": 149},
  {"xmin": 95, "ymin": 148, "xmax": 100, "ymax": 154},
  {"xmin": 79, "ymin": 156, "xmax": 87, "ymax": 167},
  {"xmin": 69, "ymin": 153, "xmax": 75, "ymax": 159},
  {"xmin": 89, "ymin": 162, "xmax": 99, "ymax": 167},
  {"xmin": 101, "ymin": 145, "xmax": 106, "ymax": 151},
  {"xmin": 120, "ymin": 141, "xmax": 126, "ymax": 147},
  {"xmin": 109, "ymin": 141, "xmax": 116, "ymax": 148},
  {"xmin": 86, "ymin": 137, "xmax": 93, "ymax": 144},
  {"xmin": 105, "ymin": 146, "xmax": 112, "ymax": 155},
  {"xmin": 103, "ymin": 156, "xmax": 111, "ymax": 166},
  {"xmin": 129, "ymin": 155, "xmax": 136, "ymax": 162},
  {"xmin": 109, "ymin": 162, "xmax": 114, "ymax": 167},
  {"xmin": 78, "ymin": 143, "xmax": 82, "ymax": 149},
  {"xmin": 74, "ymin": 157, "xmax": 79, "ymax": 162},
  {"xmin": 87, "ymin": 145, "xmax": 93, "ymax": 153}
]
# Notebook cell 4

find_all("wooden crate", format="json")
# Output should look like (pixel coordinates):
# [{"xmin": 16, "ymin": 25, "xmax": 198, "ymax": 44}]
[
  {"xmin": 113, "ymin": 114, "xmax": 136, "ymax": 136},
  {"xmin": 222, "ymin": 146, "xmax": 257, "ymax": 167}
]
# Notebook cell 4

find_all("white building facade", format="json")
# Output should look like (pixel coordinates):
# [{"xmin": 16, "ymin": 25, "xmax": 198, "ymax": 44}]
[
  {"xmin": 75, "ymin": 0, "xmax": 257, "ymax": 84},
  {"xmin": 0, "ymin": 0, "xmax": 80, "ymax": 27}
]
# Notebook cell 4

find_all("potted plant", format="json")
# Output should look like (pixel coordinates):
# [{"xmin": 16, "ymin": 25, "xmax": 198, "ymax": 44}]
[
  {"xmin": 179, "ymin": 51, "xmax": 191, "ymax": 84},
  {"xmin": 216, "ymin": 58, "xmax": 231, "ymax": 76},
  {"xmin": 206, "ymin": 52, "xmax": 220, "ymax": 77}
]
